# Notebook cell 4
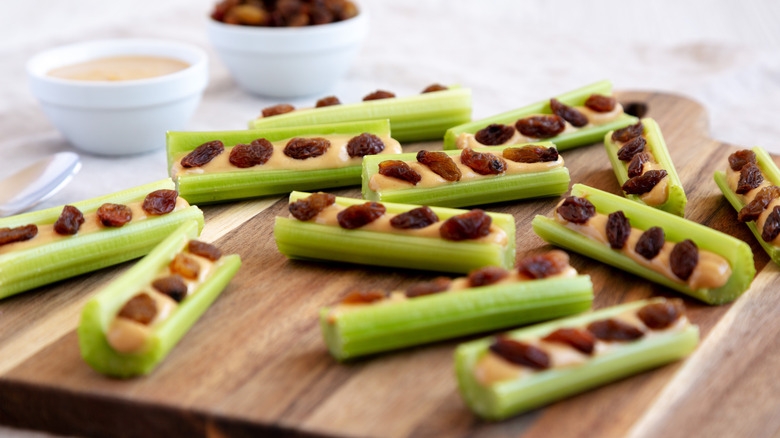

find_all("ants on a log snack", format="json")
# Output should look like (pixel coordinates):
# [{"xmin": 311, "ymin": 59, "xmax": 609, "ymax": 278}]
[
  {"xmin": 532, "ymin": 184, "xmax": 755, "ymax": 304},
  {"xmin": 455, "ymin": 298, "xmax": 698, "ymax": 420},
  {"xmin": 249, "ymin": 85, "xmax": 472, "ymax": 143},
  {"xmin": 604, "ymin": 118, "xmax": 687, "ymax": 216},
  {"xmin": 0, "ymin": 180, "xmax": 203, "ymax": 300},
  {"xmin": 274, "ymin": 192, "xmax": 516, "ymax": 273},
  {"xmin": 362, "ymin": 143, "xmax": 569, "ymax": 208},
  {"xmin": 79, "ymin": 221, "xmax": 241, "ymax": 377},
  {"xmin": 167, "ymin": 120, "xmax": 402, "ymax": 204},
  {"xmin": 444, "ymin": 80, "xmax": 638, "ymax": 151},
  {"xmin": 320, "ymin": 250, "xmax": 593, "ymax": 360},
  {"xmin": 714, "ymin": 146, "xmax": 780, "ymax": 265}
]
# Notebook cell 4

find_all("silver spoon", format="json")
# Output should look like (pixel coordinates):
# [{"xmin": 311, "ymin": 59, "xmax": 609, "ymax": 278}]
[{"xmin": 0, "ymin": 152, "xmax": 81, "ymax": 217}]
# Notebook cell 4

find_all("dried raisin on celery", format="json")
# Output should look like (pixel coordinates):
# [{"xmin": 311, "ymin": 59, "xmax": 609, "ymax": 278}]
[
  {"xmin": 627, "ymin": 152, "xmax": 652, "ymax": 178},
  {"xmin": 612, "ymin": 121, "xmax": 644, "ymax": 143},
  {"xmin": 417, "ymin": 150, "xmax": 461, "ymax": 181},
  {"xmin": 503, "ymin": 145, "xmax": 558, "ymax": 163},
  {"xmin": 542, "ymin": 328, "xmax": 595, "ymax": 355},
  {"xmin": 363, "ymin": 90, "xmax": 395, "ymax": 101},
  {"xmin": 347, "ymin": 133, "xmax": 385, "ymax": 158},
  {"xmin": 152, "ymin": 275, "xmax": 188, "ymax": 303},
  {"xmin": 289, "ymin": 193, "xmax": 336, "ymax": 221},
  {"xmin": 188, "ymin": 240, "xmax": 222, "ymax": 261},
  {"xmin": 635, "ymin": 227, "xmax": 664, "ymax": 260},
  {"xmin": 762, "ymin": 206, "xmax": 780, "ymax": 242},
  {"xmin": 284, "ymin": 137, "xmax": 331, "ymax": 160},
  {"xmin": 118, "ymin": 293, "xmax": 157, "ymax": 325},
  {"xmin": 606, "ymin": 211, "xmax": 631, "ymax": 249},
  {"xmin": 460, "ymin": 148, "xmax": 506, "ymax": 175},
  {"xmin": 439, "ymin": 209, "xmax": 491, "ymax": 241},
  {"xmin": 557, "ymin": 196, "xmax": 595, "ymax": 224},
  {"xmin": 670, "ymin": 239, "xmax": 698, "ymax": 281},
  {"xmin": 229, "ymin": 138, "xmax": 273, "ymax": 168},
  {"xmin": 728, "ymin": 149, "xmax": 756, "ymax": 171},
  {"xmin": 390, "ymin": 206, "xmax": 438, "ymax": 229},
  {"xmin": 378, "ymin": 160, "xmax": 422, "ymax": 184},
  {"xmin": 637, "ymin": 299, "xmax": 685, "ymax": 330},
  {"xmin": 341, "ymin": 289, "xmax": 386, "ymax": 304},
  {"xmin": 468, "ymin": 266, "xmax": 509, "ymax": 287},
  {"xmin": 0, "ymin": 224, "xmax": 37, "ymax": 246},
  {"xmin": 181, "ymin": 140, "xmax": 224, "ymax": 168},
  {"xmin": 489, "ymin": 337, "xmax": 550, "ymax": 370},
  {"xmin": 550, "ymin": 98, "xmax": 588, "ymax": 127},
  {"xmin": 337, "ymin": 202, "xmax": 386, "ymax": 229},
  {"xmin": 515, "ymin": 115, "xmax": 565, "ymax": 138},
  {"xmin": 736, "ymin": 163, "xmax": 763, "ymax": 194},
  {"xmin": 97, "ymin": 203, "xmax": 132, "ymax": 227},
  {"xmin": 517, "ymin": 250, "xmax": 569, "ymax": 279},
  {"xmin": 315, "ymin": 96, "xmax": 341, "ymax": 107},
  {"xmin": 405, "ymin": 277, "xmax": 451, "ymax": 298},
  {"xmin": 474, "ymin": 124, "xmax": 514, "ymax": 146},
  {"xmin": 54, "ymin": 205, "xmax": 84, "ymax": 235},
  {"xmin": 584, "ymin": 94, "xmax": 616, "ymax": 112},
  {"xmin": 622, "ymin": 169, "xmax": 667, "ymax": 195},
  {"xmin": 261, "ymin": 104, "xmax": 294, "ymax": 117},
  {"xmin": 170, "ymin": 254, "xmax": 200, "ymax": 280},
  {"xmin": 142, "ymin": 190, "xmax": 178, "ymax": 215},
  {"xmin": 421, "ymin": 83, "xmax": 447, "ymax": 93},
  {"xmin": 587, "ymin": 318, "xmax": 644, "ymax": 341},
  {"xmin": 617, "ymin": 136, "xmax": 646, "ymax": 161},
  {"xmin": 738, "ymin": 185, "xmax": 780, "ymax": 222}
]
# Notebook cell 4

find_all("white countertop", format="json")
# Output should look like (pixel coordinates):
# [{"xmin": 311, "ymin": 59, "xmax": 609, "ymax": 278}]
[{"xmin": 1, "ymin": 0, "xmax": 779, "ymax": 436}]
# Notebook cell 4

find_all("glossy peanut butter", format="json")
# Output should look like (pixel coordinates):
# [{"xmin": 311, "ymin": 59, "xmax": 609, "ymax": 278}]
[
  {"xmin": 47, "ymin": 56, "xmax": 189, "ymax": 81},
  {"xmin": 637, "ymin": 161, "xmax": 670, "ymax": 206},
  {"xmin": 726, "ymin": 167, "xmax": 780, "ymax": 245}
]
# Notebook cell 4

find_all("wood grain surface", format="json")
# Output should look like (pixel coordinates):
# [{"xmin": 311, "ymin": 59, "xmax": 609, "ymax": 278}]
[{"xmin": 1, "ymin": 91, "xmax": 778, "ymax": 438}]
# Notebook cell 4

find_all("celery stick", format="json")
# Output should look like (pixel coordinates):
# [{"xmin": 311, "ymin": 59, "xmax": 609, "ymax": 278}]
[
  {"xmin": 168, "ymin": 119, "xmax": 400, "ymax": 204},
  {"xmin": 604, "ymin": 118, "xmax": 687, "ymax": 216},
  {"xmin": 443, "ymin": 80, "xmax": 638, "ymax": 150},
  {"xmin": 322, "ymin": 275, "xmax": 593, "ymax": 361},
  {"xmin": 455, "ymin": 299, "xmax": 699, "ymax": 420},
  {"xmin": 714, "ymin": 146, "xmax": 780, "ymax": 265},
  {"xmin": 362, "ymin": 143, "xmax": 570, "ymax": 208},
  {"xmin": 247, "ymin": 87, "xmax": 472, "ymax": 143},
  {"xmin": 78, "ymin": 220, "xmax": 241, "ymax": 377},
  {"xmin": 0, "ymin": 180, "xmax": 204, "ymax": 300},
  {"xmin": 274, "ymin": 192, "xmax": 516, "ymax": 273},
  {"xmin": 532, "ymin": 184, "xmax": 754, "ymax": 304}
]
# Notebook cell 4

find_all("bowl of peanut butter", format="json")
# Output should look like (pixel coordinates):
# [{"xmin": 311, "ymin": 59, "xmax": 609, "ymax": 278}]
[{"xmin": 27, "ymin": 39, "xmax": 208, "ymax": 155}]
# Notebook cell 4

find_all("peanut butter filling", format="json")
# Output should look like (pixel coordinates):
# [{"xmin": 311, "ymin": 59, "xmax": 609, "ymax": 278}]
[
  {"xmin": 613, "ymin": 133, "xmax": 670, "ymax": 207},
  {"xmin": 726, "ymin": 167, "xmax": 780, "ymax": 245},
  {"xmin": 171, "ymin": 134, "xmax": 402, "ymax": 177}
]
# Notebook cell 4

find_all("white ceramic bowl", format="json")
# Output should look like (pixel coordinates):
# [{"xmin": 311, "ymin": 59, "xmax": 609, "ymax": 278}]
[
  {"xmin": 207, "ymin": 8, "xmax": 368, "ymax": 98},
  {"xmin": 27, "ymin": 39, "xmax": 208, "ymax": 156}
]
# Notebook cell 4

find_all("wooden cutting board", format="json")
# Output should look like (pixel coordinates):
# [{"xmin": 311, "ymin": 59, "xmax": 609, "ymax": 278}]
[{"xmin": 1, "ymin": 91, "xmax": 778, "ymax": 438}]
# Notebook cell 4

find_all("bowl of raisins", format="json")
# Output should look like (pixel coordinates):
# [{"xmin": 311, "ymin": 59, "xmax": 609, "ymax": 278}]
[{"xmin": 208, "ymin": 0, "xmax": 367, "ymax": 98}]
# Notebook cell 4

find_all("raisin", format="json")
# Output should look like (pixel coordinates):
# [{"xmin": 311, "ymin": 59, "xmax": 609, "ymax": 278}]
[
  {"xmin": 542, "ymin": 328, "xmax": 595, "ymax": 355},
  {"xmin": 762, "ymin": 206, "xmax": 780, "ymax": 242},
  {"xmin": 557, "ymin": 196, "xmax": 595, "ymax": 224},
  {"xmin": 622, "ymin": 169, "xmax": 668, "ymax": 195},
  {"xmin": 378, "ymin": 160, "xmax": 422, "ymax": 185},
  {"xmin": 142, "ymin": 190, "xmax": 178, "ymax": 216},
  {"xmin": 623, "ymin": 102, "xmax": 648, "ymax": 118},
  {"xmin": 315, "ymin": 96, "xmax": 341, "ymax": 107},
  {"xmin": 635, "ymin": 227, "xmax": 665, "ymax": 259},
  {"xmin": 417, "ymin": 150, "xmax": 462, "ymax": 181},
  {"xmin": 515, "ymin": 115, "xmax": 565, "ymax": 138},
  {"xmin": 421, "ymin": 83, "xmax": 447, "ymax": 93},
  {"xmin": 637, "ymin": 299, "xmax": 685, "ymax": 330},
  {"xmin": 738, "ymin": 185, "xmax": 780, "ymax": 222},
  {"xmin": 390, "ymin": 206, "xmax": 439, "ymax": 229},
  {"xmin": 405, "ymin": 277, "xmax": 451, "ymax": 298},
  {"xmin": 517, "ymin": 250, "xmax": 569, "ymax": 279},
  {"xmin": 347, "ymin": 133, "xmax": 385, "ymax": 158},
  {"xmin": 284, "ymin": 137, "xmax": 331, "ymax": 160},
  {"xmin": 606, "ymin": 211, "xmax": 631, "ymax": 249},
  {"xmin": 181, "ymin": 140, "xmax": 224, "ymax": 168},
  {"xmin": 587, "ymin": 318, "xmax": 644, "ymax": 341},
  {"xmin": 468, "ymin": 266, "xmax": 509, "ymax": 287},
  {"xmin": 289, "ymin": 192, "xmax": 336, "ymax": 221},
  {"xmin": 617, "ymin": 136, "xmax": 646, "ymax": 161},
  {"xmin": 188, "ymin": 240, "xmax": 222, "ymax": 261},
  {"xmin": 584, "ymin": 94, "xmax": 617, "ymax": 112},
  {"xmin": 461, "ymin": 148, "xmax": 506, "ymax": 175},
  {"xmin": 0, "ymin": 224, "xmax": 38, "ymax": 246},
  {"xmin": 736, "ymin": 163, "xmax": 763, "ymax": 194},
  {"xmin": 341, "ymin": 289, "xmax": 386, "ymax": 304},
  {"xmin": 152, "ymin": 275, "xmax": 188, "ymax": 303},
  {"xmin": 627, "ymin": 152, "xmax": 652, "ymax": 178},
  {"xmin": 439, "ymin": 209, "xmax": 491, "ymax": 241},
  {"xmin": 612, "ymin": 121, "xmax": 644, "ymax": 143},
  {"xmin": 97, "ymin": 203, "xmax": 132, "ymax": 227},
  {"xmin": 229, "ymin": 138, "xmax": 273, "ymax": 168},
  {"xmin": 670, "ymin": 240, "xmax": 699, "ymax": 281},
  {"xmin": 474, "ymin": 124, "xmax": 514, "ymax": 146},
  {"xmin": 53, "ymin": 205, "xmax": 84, "ymax": 235},
  {"xmin": 550, "ymin": 98, "xmax": 588, "ymax": 127},
  {"xmin": 170, "ymin": 254, "xmax": 200, "ymax": 280},
  {"xmin": 118, "ymin": 293, "xmax": 157, "ymax": 325},
  {"xmin": 363, "ymin": 90, "xmax": 395, "ymax": 101},
  {"xmin": 261, "ymin": 103, "xmax": 295, "ymax": 117},
  {"xmin": 337, "ymin": 202, "xmax": 386, "ymax": 229},
  {"xmin": 503, "ymin": 145, "xmax": 558, "ymax": 163},
  {"xmin": 489, "ymin": 337, "xmax": 550, "ymax": 370},
  {"xmin": 728, "ymin": 149, "xmax": 756, "ymax": 171}
]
